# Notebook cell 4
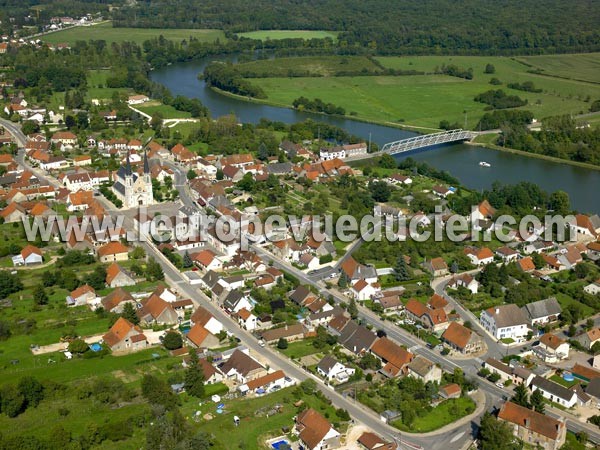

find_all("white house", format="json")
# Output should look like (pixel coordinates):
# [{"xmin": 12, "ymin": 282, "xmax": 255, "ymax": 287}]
[
  {"xmin": 446, "ymin": 273, "xmax": 479, "ymax": 294},
  {"xmin": 521, "ymin": 297, "xmax": 562, "ymax": 327},
  {"xmin": 350, "ymin": 279, "xmax": 380, "ymax": 301},
  {"xmin": 127, "ymin": 94, "xmax": 150, "ymax": 105},
  {"xmin": 479, "ymin": 304, "xmax": 529, "ymax": 341},
  {"xmin": 12, "ymin": 245, "xmax": 43, "ymax": 266},
  {"xmin": 190, "ymin": 306, "xmax": 224, "ymax": 336},
  {"xmin": 464, "ymin": 247, "xmax": 495, "ymax": 266},
  {"xmin": 236, "ymin": 308, "xmax": 258, "ymax": 331},
  {"xmin": 584, "ymin": 280, "xmax": 600, "ymax": 295},
  {"xmin": 534, "ymin": 333, "xmax": 570, "ymax": 363},
  {"xmin": 316, "ymin": 355, "xmax": 356, "ymax": 383},
  {"xmin": 530, "ymin": 376, "xmax": 578, "ymax": 408}
]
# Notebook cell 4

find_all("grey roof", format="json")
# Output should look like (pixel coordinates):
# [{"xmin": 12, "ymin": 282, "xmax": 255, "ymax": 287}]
[
  {"xmin": 309, "ymin": 306, "xmax": 344, "ymax": 322},
  {"xmin": 531, "ymin": 375, "xmax": 576, "ymax": 402},
  {"xmin": 113, "ymin": 181, "xmax": 125, "ymax": 196},
  {"xmin": 486, "ymin": 304, "xmax": 528, "ymax": 328},
  {"xmin": 590, "ymin": 214, "xmax": 600, "ymax": 230},
  {"xmin": 223, "ymin": 290, "xmax": 245, "ymax": 311},
  {"xmin": 209, "ymin": 195, "xmax": 231, "ymax": 209},
  {"xmin": 289, "ymin": 285, "xmax": 312, "ymax": 305},
  {"xmin": 266, "ymin": 162, "xmax": 293, "ymax": 175},
  {"xmin": 317, "ymin": 355, "xmax": 339, "ymax": 374},
  {"xmin": 202, "ymin": 270, "xmax": 220, "ymax": 288},
  {"xmin": 521, "ymin": 297, "xmax": 562, "ymax": 321},
  {"xmin": 339, "ymin": 321, "xmax": 377, "ymax": 354},
  {"xmin": 585, "ymin": 378, "xmax": 600, "ymax": 399},
  {"xmin": 352, "ymin": 264, "xmax": 377, "ymax": 280},
  {"xmin": 407, "ymin": 356, "xmax": 434, "ymax": 377},
  {"xmin": 179, "ymin": 206, "xmax": 197, "ymax": 217},
  {"xmin": 220, "ymin": 349, "xmax": 263, "ymax": 377}
]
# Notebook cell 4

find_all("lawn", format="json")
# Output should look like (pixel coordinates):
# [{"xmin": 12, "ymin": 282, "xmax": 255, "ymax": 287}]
[
  {"xmin": 555, "ymin": 293, "xmax": 595, "ymax": 317},
  {"xmin": 278, "ymin": 338, "xmax": 327, "ymax": 359},
  {"xmin": 517, "ymin": 53, "xmax": 600, "ymax": 84},
  {"xmin": 236, "ymin": 30, "xmax": 338, "ymax": 41},
  {"xmin": 392, "ymin": 397, "xmax": 476, "ymax": 433},
  {"xmin": 43, "ymin": 22, "xmax": 226, "ymax": 45},
  {"xmin": 189, "ymin": 386, "xmax": 347, "ymax": 450},
  {"xmin": 135, "ymin": 102, "xmax": 192, "ymax": 119},
  {"xmin": 235, "ymin": 55, "xmax": 380, "ymax": 77},
  {"xmin": 243, "ymin": 54, "xmax": 600, "ymax": 129}
]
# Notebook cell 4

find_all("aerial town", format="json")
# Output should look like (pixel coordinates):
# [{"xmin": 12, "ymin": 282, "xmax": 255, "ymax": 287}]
[{"xmin": 0, "ymin": 2, "xmax": 599, "ymax": 450}]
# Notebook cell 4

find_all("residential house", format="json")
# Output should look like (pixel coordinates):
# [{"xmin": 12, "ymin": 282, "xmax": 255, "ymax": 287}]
[
  {"xmin": 570, "ymin": 214, "xmax": 600, "ymax": 239},
  {"xmin": 446, "ymin": 273, "xmax": 479, "ymax": 294},
  {"xmin": 517, "ymin": 256, "xmax": 536, "ymax": 273},
  {"xmin": 96, "ymin": 241, "xmax": 129, "ymax": 263},
  {"xmin": 350, "ymin": 279, "xmax": 380, "ymax": 301},
  {"xmin": 101, "ymin": 288, "xmax": 135, "ymax": 313},
  {"xmin": 186, "ymin": 357, "xmax": 224, "ymax": 385},
  {"xmin": 190, "ymin": 305, "xmax": 224, "ymax": 335},
  {"xmin": 127, "ymin": 94, "xmax": 150, "ymax": 105},
  {"xmin": 316, "ymin": 355, "xmax": 355, "ymax": 383},
  {"xmin": 12, "ymin": 244, "xmax": 43, "ymax": 266},
  {"xmin": 220, "ymin": 349, "xmax": 266, "ymax": 383},
  {"xmin": 340, "ymin": 256, "xmax": 378, "ymax": 285},
  {"xmin": 386, "ymin": 173, "xmax": 412, "ymax": 185},
  {"xmin": 496, "ymin": 246, "xmax": 520, "ymax": 263},
  {"xmin": 484, "ymin": 358, "xmax": 534, "ymax": 387},
  {"xmin": 470, "ymin": 200, "xmax": 497, "ymax": 223},
  {"xmin": 295, "ymin": 408, "xmax": 341, "ymax": 450},
  {"xmin": 521, "ymin": 297, "xmax": 562, "ymax": 327},
  {"xmin": 375, "ymin": 292, "xmax": 403, "ymax": 312},
  {"xmin": 584, "ymin": 279, "xmax": 600, "ymax": 295},
  {"xmin": 137, "ymin": 294, "xmax": 178, "ymax": 325},
  {"xmin": 51, "ymin": 131, "xmax": 77, "ymax": 147},
  {"xmin": 439, "ymin": 384, "xmax": 462, "ymax": 400},
  {"xmin": 534, "ymin": 333, "xmax": 570, "ymax": 363},
  {"xmin": 0, "ymin": 202, "xmax": 27, "ymax": 223},
  {"xmin": 405, "ymin": 299, "xmax": 449, "ymax": 333},
  {"xmin": 241, "ymin": 370, "xmax": 293, "ymax": 395},
  {"xmin": 339, "ymin": 321, "xmax": 378, "ymax": 355},
  {"xmin": 66, "ymin": 284, "xmax": 96, "ymax": 307},
  {"xmin": 464, "ymin": 247, "xmax": 495, "ymax": 266},
  {"xmin": 191, "ymin": 249, "xmax": 223, "ymax": 272},
  {"xmin": 479, "ymin": 304, "xmax": 529, "ymax": 341},
  {"xmin": 441, "ymin": 322, "xmax": 484, "ymax": 354},
  {"xmin": 575, "ymin": 328, "xmax": 600, "ymax": 350},
  {"xmin": 222, "ymin": 290, "xmax": 253, "ymax": 314},
  {"xmin": 105, "ymin": 262, "xmax": 136, "ymax": 288},
  {"xmin": 571, "ymin": 364, "xmax": 600, "ymax": 383},
  {"xmin": 260, "ymin": 323, "xmax": 307, "ymax": 344},
  {"xmin": 102, "ymin": 317, "xmax": 148, "ymax": 353},
  {"xmin": 530, "ymin": 376, "xmax": 578, "ymax": 408},
  {"xmin": 498, "ymin": 401, "xmax": 566, "ymax": 450},
  {"xmin": 235, "ymin": 308, "xmax": 258, "ymax": 331},
  {"xmin": 423, "ymin": 257, "xmax": 449, "ymax": 277},
  {"xmin": 407, "ymin": 356, "xmax": 442, "ymax": 383},
  {"xmin": 370, "ymin": 337, "xmax": 414, "ymax": 378},
  {"xmin": 186, "ymin": 323, "xmax": 220, "ymax": 349},
  {"xmin": 357, "ymin": 432, "xmax": 398, "ymax": 450}
]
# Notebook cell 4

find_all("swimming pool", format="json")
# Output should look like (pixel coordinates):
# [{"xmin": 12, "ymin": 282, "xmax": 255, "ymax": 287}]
[
  {"xmin": 271, "ymin": 440, "xmax": 290, "ymax": 450},
  {"xmin": 89, "ymin": 343, "xmax": 102, "ymax": 352}
]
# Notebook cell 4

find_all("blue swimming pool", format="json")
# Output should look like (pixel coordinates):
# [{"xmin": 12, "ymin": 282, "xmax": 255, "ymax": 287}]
[
  {"xmin": 271, "ymin": 440, "xmax": 290, "ymax": 450},
  {"xmin": 89, "ymin": 343, "xmax": 102, "ymax": 352}
]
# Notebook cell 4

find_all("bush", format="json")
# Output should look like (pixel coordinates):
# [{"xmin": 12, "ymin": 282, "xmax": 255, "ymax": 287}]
[
  {"xmin": 162, "ymin": 331, "xmax": 183, "ymax": 350},
  {"xmin": 487, "ymin": 373, "xmax": 501, "ymax": 383},
  {"xmin": 277, "ymin": 338, "xmax": 288, "ymax": 349},
  {"xmin": 68, "ymin": 339, "xmax": 89, "ymax": 354}
]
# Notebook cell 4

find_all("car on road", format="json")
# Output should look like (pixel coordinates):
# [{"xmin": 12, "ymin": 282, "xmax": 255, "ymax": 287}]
[
  {"xmin": 496, "ymin": 382, "xmax": 504, "ymax": 388},
  {"xmin": 258, "ymin": 340, "xmax": 265, "ymax": 347},
  {"xmin": 328, "ymin": 273, "xmax": 337, "ymax": 279}
]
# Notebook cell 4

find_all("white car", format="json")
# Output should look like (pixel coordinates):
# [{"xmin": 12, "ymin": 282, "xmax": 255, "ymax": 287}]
[{"xmin": 496, "ymin": 382, "xmax": 504, "ymax": 388}]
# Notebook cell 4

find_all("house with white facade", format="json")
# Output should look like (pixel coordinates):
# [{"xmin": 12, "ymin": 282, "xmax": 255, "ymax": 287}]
[
  {"xmin": 316, "ymin": 355, "xmax": 355, "ymax": 383},
  {"xmin": 480, "ymin": 304, "xmax": 529, "ymax": 341}
]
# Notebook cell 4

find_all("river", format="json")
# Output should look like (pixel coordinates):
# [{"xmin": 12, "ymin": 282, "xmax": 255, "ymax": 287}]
[{"xmin": 150, "ymin": 58, "xmax": 599, "ymax": 214}]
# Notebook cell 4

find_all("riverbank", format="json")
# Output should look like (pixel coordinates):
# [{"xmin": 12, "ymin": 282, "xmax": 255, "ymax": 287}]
[
  {"xmin": 470, "ymin": 134, "xmax": 600, "ymax": 172},
  {"xmin": 208, "ymin": 85, "xmax": 440, "ymax": 135}
]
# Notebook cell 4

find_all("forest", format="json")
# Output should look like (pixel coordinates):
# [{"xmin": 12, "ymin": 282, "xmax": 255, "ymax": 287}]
[{"xmin": 111, "ymin": 0, "xmax": 600, "ymax": 55}]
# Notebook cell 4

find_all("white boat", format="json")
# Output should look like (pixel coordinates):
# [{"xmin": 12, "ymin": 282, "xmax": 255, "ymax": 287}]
[{"xmin": 479, "ymin": 161, "xmax": 491, "ymax": 167}]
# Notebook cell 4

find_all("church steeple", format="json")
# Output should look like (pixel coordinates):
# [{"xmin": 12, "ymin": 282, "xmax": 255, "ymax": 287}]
[
  {"xmin": 143, "ymin": 149, "xmax": 150, "ymax": 174},
  {"xmin": 125, "ymin": 151, "xmax": 132, "ymax": 176}
]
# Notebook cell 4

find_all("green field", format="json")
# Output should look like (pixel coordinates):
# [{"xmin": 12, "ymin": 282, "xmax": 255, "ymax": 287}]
[
  {"xmin": 43, "ymin": 22, "xmax": 226, "ymax": 45},
  {"xmin": 517, "ymin": 53, "xmax": 600, "ymax": 84},
  {"xmin": 236, "ymin": 55, "xmax": 380, "ymax": 77},
  {"xmin": 135, "ymin": 101, "xmax": 192, "ymax": 119},
  {"xmin": 242, "ymin": 55, "xmax": 600, "ymax": 129},
  {"xmin": 237, "ymin": 30, "xmax": 338, "ymax": 41}
]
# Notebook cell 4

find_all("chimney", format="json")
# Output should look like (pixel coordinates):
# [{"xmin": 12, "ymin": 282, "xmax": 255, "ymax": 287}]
[
  {"xmin": 524, "ymin": 418, "xmax": 530, "ymax": 428},
  {"xmin": 495, "ymin": 307, "xmax": 500, "ymax": 314}
]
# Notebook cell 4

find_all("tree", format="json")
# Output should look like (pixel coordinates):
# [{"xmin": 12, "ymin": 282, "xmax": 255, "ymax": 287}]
[
  {"xmin": 130, "ymin": 246, "xmax": 146, "ymax": 260},
  {"xmin": 146, "ymin": 257, "xmax": 165, "ymax": 281},
  {"xmin": 187, "ymin": 169, "xmax": 197, "ymax": 180},
  {"xmin": 484, "ymin": 63, "xmax": 496, "ymax": 74},
  {"xmin": 511, "ymin": 383, "xmax": 530, "ymax": 408},
  {"xmin": 184, "ymin": 350, "xmax": 205, "ymax": 398},
  {"xmin": 478, "ymin": 412, "xmax": 520, "ymax": 450},
  {"xmin": 141, "ymin": 374, "xmax": 178, "ymax": 410},
  {"xmin": 257, "ymin": 142, "xmax": 269, "ymax": 161},
  {"xmin": 21, "ymin": 120, "xmax": 40, "ymax": 135},
  {"xmin": 368, "ymin": 180, "xmax": 391, "ymax": 202},
  {"xmin": 121, "ymin": 302, "xmax": 140, "ymax": 325},
  {"xmin": 0, "ymin": 320, "xmax": 10, "ymax": 341},
  {"xmin": 0, "ymin": 384, "xmax": 25, "ymax": 418},
  {"xmin": 216, "ymin": 168, "xmax": 224, "ymax": 180},
  {"xmin": 182, "ymin": 251, "xmax": 193, "ymax": 268},
  {"xmin": 68, "ymin": 338, "xmax": 89, "ymax": 354},
  {"xmin": 33, "ymin": 284, "xmax": 48, "ymax": 306},
  {"xmin": 163, "ymin": 331, "xmax": 183, "ymax": 350},
  {"xmin": 18, "ymin": 377, "xmax": 44, "ymax": 409},
  {"xmin": 277, "ymin": 337, "xmax": 288, "ymax": 349},
  {"xmin": 549, "ymin": 191, "xmax": 570, "ymax": 215},
  {"xmin": 347, "ymin": 298, "xmax": 358, "ymax": 320},
  {"xmin": 394, "ymin": 256, "xmax": 411, "ymax": 281},
  {"xmin": 591, "ymin": 341, "xmax": 600, "ymax": 355},
  {"xmin": 530, "ymin": 388, "xmax": 545, "ymax": 413}
]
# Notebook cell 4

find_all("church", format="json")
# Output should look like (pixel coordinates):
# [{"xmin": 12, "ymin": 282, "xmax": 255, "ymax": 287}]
[{"xmin": 112, "ymin": 151, "xmax": 154, "ymax": 208}]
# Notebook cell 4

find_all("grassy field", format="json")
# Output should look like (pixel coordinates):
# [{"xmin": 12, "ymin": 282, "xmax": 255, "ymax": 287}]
[
  {"xmin": 516, "ymin": 53, "xmax": 600, "ymax": 84},
  {"xmin": 243, "ymin": 55, "xmax": 600, "ymax": 129},
  {"xmin": 135, "ymin": 101, "xmax": 192, "ymax": 119},
  {"xmin": 237, "ymin": 30, "xmax": 338, "ymax": 41},
  {"xmin": 236, "ymin": 55, "xmax": 380, "ymax": 77},
  {"xmin": 392, "ymin": 397, "xmax": 475, "ymax": 433},
  {"xmin": 43, "ymin": 22, "xmax": 226, "ymax": 45}
]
